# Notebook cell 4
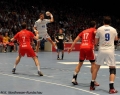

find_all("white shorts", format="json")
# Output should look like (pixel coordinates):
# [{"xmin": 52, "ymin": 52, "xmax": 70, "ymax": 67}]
[
  {"xmin": 96, "ymin": 50, "xmax": 116, "ymax": 66},
  {"xmin": 37, "ymin": 33, "xmax": 50, "ymax": 41}
]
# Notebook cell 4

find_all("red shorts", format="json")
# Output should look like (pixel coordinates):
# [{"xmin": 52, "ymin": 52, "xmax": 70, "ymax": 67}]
[
  {"xmin": 79, "ymin": 48, "xmax": 95, "ymax": 60},
  {"xmin": 19, "ymin": 46, "xmax": 36, "ymax": 57}
]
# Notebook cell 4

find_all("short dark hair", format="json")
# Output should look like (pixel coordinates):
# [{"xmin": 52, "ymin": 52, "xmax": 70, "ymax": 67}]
[
  {"xmin": 21, "ymin": 22, "xmax": 27, "ymax": 29},
  {"xmin": 103, "ymin": 16, "xmax": 111, "ymax": 25},
  {"xmin": 89, "ymin": 20, "xmax": 96, "ymax": 27},
  {"xmin": 39, "ymin": 13, "xmax": 44, "ymax": 16}
]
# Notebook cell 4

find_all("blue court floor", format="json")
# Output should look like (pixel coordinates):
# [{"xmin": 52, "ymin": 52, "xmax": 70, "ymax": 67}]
[{"xmin": 0, "ymin": 51, "xmax": 120, "ymax": 95}]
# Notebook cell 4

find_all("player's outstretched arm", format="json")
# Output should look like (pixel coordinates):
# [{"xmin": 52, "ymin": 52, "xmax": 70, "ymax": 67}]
[
  {"xmin": 68, "ymin": 36, "xmax": 80, "ymax": 53},
  {"xmin": 10, "ymin": 37, "xmax": 15, "ymax": 42}
]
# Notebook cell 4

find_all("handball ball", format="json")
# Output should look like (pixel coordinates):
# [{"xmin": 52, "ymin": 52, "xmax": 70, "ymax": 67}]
[{"xmin": 46, "ymin": 11, "xmax": 50, "ymax": 16}]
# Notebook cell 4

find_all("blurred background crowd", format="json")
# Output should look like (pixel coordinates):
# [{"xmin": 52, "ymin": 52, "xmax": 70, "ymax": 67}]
[{"xmin": 0, "ymin": 0, "xmax": 120, "ymax": 52}]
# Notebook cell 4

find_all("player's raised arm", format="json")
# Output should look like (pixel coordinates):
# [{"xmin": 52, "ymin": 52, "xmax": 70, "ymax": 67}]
[{"xmin": 46, "ymin": 11, "xmax": 54, "ymax": 22}]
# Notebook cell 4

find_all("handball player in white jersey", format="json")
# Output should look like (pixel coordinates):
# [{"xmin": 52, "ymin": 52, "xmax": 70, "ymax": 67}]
[
  {"xmin": 33, "ymin": 12, "xmax": 57, "ymax": 55},
  {"xmin": 90, "ymin": 16, "xmax": 118, "ymax": 94}
]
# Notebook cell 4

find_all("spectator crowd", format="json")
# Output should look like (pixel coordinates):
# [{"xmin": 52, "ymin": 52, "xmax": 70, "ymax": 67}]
[{"xmin": 0, "ymin": 0, "xmax": 120, "ymax": 52}]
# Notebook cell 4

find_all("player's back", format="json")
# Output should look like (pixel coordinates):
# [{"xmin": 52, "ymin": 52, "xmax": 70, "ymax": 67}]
[
  {"xmin": 79, "ymin": 28, "xmax": 95, "ymax": 49},
  {"xmin": 96, "ymin": 25, "xmax": 117, "ymax": 50},
  {"xmin": 17, "ymin": 30, "xmax": 33, "ymax": 47}
]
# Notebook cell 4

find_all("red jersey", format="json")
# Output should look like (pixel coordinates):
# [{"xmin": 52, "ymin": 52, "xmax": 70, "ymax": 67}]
[
  {"xmin": 78, "ymin": 28, "xmax": 96, "ymax": 49},
  {"xmin": 14, "ymin": 29, "xmax": 34, "ymax": 48}
]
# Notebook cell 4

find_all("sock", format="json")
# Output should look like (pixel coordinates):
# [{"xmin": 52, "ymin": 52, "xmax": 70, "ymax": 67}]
[
  {"xmin": 37, "ymin": 65, "xmax": 40, "ymax": 71},
  {"xmin": 61, "ymin": 54, "xmax": 64, "ymax": 59},
  {"xmin": 73, "ymin": 72, "xmax": 78, "ymax": 80},
  {"xmin": 57, "ymin": 55, "xmax": 59, "ymax": 58},
  {"xmin": 110, "ymin": 81, "xmax": 114, "ymax": 83},
  {"xmin": 13, "ymin": 64, "xmax": 17, "ymax": 69},
  {"xmin": 74, "ymin": 71, "xmax": 77, "ymax": 75},
  {"xmin": 109, "ymin": 82, "xmax": 114, "ymax": 89},
  {"xmin": 90, "ymin": 80, "xmax": 95, "ymax": 87}
]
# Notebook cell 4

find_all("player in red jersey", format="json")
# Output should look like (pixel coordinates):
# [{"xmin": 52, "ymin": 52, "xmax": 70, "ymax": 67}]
[
  {"xmin": 11, "ymin": 22, "xmax": 43, "ymax": 76},
  {"xmin": 68, "ymin": 21, "xmax": 99, "ymax": 86}
]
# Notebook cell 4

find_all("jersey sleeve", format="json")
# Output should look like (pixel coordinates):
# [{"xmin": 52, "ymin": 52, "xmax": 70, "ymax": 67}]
[
  {"xmin": 45, "ymin": 19, "xmax": 50, "ymax": 24},
  {"xmin": 14, "ymin": 32, "xmax": 19, "ymax": 40}
]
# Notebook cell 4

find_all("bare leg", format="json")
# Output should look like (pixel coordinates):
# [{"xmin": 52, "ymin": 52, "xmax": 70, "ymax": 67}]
[
  {"xmin": 90, "ymin": 64, "xmax": 100, "ymax": 90},
  {"xmin": 36, "ymin": 40, "xmax": 40, "ymax": 53},
  {"xmin": 46, "ymin": 38, "xmax": 57, "ymax": 49},
  {"xmin": 12, "ymin": 54, "xmax": 22, "ymax": 74},
  {"xmin": 13, "ymin": 55, "xmax": 21, "ymax": 68},
  {"xmin": 72, "ymin": 62, "xmax": 83, "ymax": 85},
  {"xmin": 32, "ymin": 56, "xmax": 40, "ymax": 67},
  {"xmin": 91, "ymin": 62, "xmax": 100, "ymax": 86},
  {"xmin": 32, "ymin": 56, "xmax": 43, "ymax": 76}
]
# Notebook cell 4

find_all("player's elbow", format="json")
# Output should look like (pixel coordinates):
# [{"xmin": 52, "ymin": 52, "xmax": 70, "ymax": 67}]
[{"xmin": 50, "ymin": 19, "xmax": 54, "ymax": 22}]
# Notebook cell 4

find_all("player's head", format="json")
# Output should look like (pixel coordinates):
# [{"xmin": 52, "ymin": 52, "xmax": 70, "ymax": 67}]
[
  {"xmin": 89, "ymin": 20, "xmax": 96, "ymax": 28},
  {"xmin": 59, "ymin": 28, "xmax": 63, "ymax": 34},
  {"xmin": 21, "ymin": 22, "xmax": 27, "ymax": 29},
  {"xmin": 39, "ymin": 13, "xmax": 44, "ymax": 20},
  {"xmin": 103, "ymin": 16, "xmax": 111, "ymax": 25}
]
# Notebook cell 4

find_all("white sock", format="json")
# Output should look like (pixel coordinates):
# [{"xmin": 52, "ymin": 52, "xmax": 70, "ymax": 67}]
[
  {"xmin": 74, "ymin": 71, "xmax": 77, "ymax": 75},
  {"xmin": 13, "ymin": 64, "xmax": 17, "ymax": 68},
  {"xmin": 110, "ymin": 81, "xmax": 114, "ymax": 83},
  {"xmin": 37, "ymin": 65, "xmax": 40, "ymax": 71}
]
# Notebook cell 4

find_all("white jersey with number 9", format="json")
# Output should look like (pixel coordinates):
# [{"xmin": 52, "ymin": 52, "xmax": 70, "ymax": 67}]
[{"xmin": 95, "ymin": 25, "xmax": 117, "ymax": 50}]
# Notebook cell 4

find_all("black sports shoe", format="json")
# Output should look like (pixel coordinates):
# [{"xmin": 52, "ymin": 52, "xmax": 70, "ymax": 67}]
[
  {"xmin": 72, "ymin": 74, "xmax": 78, "ymax": 85},
  {"xmin": 72, "ymin": 78, "xmax": 78, "ymax": 85},
  {"xmin": 12, "ymin": 68, "xmax": 16, "ymax": 74},
  {"xmin": 109, "ymin": 89, "xmax": 118, "ymax": 94},
  {"xmin": 90, "ymin": 86, "xmax": 95, "ymax": 90},
  {"xmin": 38, "ymin": 71, "xmax": 43, "ymax": 76}
]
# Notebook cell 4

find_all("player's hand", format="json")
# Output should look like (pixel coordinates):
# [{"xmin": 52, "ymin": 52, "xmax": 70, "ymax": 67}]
[
  {"xmin": 68, "ymin": 48, "xmax": 72, "ymax": 53},
  {"xmin": 46, "ymin": 11, "xmax": 51, "ymax": 16},
  {"xmin": 35, "ymin": 30, "xmax": 39, "ymax": 34}
]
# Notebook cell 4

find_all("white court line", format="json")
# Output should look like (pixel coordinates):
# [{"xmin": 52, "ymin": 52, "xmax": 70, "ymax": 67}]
[
  {"xmin": 58, "ymin": 62, "xmax": 120, "ymax": 65},
  {"xmin": 115, "ymin": 54, "xmax": 120, "ymax": 56},
  {"xmin": 0, "ymin": 73, "xmax": 99, "ymax": 95},
  {"xmin": 34, "ymin": 73, "xmax": 54, "ymax": 78},
  {"xmin": 85, "ymin": 66, "xmax": 120, "ymax": 68}
]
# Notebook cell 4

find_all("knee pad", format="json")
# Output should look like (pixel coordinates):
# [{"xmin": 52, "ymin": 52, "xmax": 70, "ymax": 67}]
[{"xmin": 109, "ymin": 68, "xmax": 116, "ymax": 75}]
